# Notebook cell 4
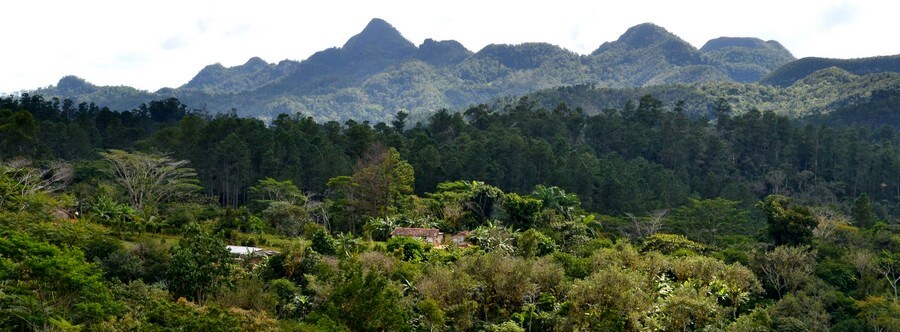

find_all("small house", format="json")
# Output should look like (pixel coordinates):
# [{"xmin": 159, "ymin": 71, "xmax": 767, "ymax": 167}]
[
  {"xmin": 451, "ymin": 231, "xmax": 471, "ymax": 246},
  {"xmin": 390, "ymin": 227, "xmax": 443, "ymax": 245},
  {"xmin": 226, "ymin": 245, "xmax": 277, "ymax": 258}
]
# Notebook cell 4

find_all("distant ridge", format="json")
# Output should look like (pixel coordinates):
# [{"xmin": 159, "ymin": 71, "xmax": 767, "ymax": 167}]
[
  {"xmin": 35, "ymin": 18, "xmax": 899, "ymax": 124},
  {"xmin": 761, "ymin": 54, "xmax": 900, "ymax": 87}
]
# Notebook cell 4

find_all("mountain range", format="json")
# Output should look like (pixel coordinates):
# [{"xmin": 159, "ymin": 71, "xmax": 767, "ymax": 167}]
[{"xmin": 30, "ymin": 18, "xmax": 900, "ymax": 123}]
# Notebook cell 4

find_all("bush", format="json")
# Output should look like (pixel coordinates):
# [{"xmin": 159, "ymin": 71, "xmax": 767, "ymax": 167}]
[
  {"xmin": 213, "ymin": 277, "xmax": 277, "ymax": 313},
  {"xmin": 386, "ymin": 236, "xmax": 427, "ymax": 262},
  {"xmin": 487, "ymin": 321, "xmax": 525, "ymax": 332},
  {"xmin": 88, "ymin": 195, "xmax": 143, "ymax": 233},
  {"xmin": 310, "ymin": 229, "xmax": 337, "ymax": 256},
  {"xmin": 364, "ymin": 216, "xmax": 398, "ymax": 241},
  {"xmin": 503, "ymin": 193, "xmax": 543, "ymax": 230},
  {"xmin": 642, "ymin": 233, "xmax": 708, "ymax": 255},
  {"xmin": 517, "ymin": 229, "xmax": 556, "ymax": 258},
  {"xmin": 551, "ymin": 252, "xmax": 591, "ymax": 279},
  {"xmin": 262, "ymin": 202, "xmax": 308, "ymax": 236}
]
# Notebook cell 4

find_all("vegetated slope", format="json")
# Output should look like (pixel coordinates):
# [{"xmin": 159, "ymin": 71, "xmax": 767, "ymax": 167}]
[
  {"xmin": 32, "ymin": 19, "xmax": 799, "ymax": 123},
  {"xmin": 700, "ymin": 37, "xmax": 795, "ymax": 82},
  {"xmin": 816, "ymin": 86, "xmax": 900, "ymax": 128},
  {"xmin": 525, "ymin": 68, "xmax": 900, "ymax": 119},
  {"xmin": 760, "ymin": 54, "xmax": 900, "ymax": 87}
]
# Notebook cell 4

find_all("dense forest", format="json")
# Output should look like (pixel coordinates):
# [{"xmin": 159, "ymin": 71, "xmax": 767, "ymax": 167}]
[{"xmin": 1, "ymin": 93, "xmax": 899, "ymax": 331}]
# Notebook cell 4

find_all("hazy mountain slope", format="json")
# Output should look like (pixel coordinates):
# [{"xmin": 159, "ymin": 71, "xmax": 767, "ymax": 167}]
[{"xmin": 180, "ymin": 57, "xmax": 298, "ymax": 93}]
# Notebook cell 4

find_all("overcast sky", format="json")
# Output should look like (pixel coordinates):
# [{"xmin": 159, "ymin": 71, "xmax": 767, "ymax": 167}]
[{"xmin": 2, "ymin": 0, "xmax": 897, "ymax": 94}]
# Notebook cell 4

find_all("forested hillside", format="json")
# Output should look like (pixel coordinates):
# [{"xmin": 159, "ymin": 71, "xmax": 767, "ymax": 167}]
[
  {"xmin": 761, "ymin": 54, "xmax": 900, "ymax": 87},
  {"xmin": 31, "ymin": 19, "xmax": 798, "ymax": 122},
  {"xmin": 1, "ymin": 92, "xmax": 899, "ymax": 330},
  {"xmin": 525, "ymin": 69, "xmax": 900, "ymax": 119}
]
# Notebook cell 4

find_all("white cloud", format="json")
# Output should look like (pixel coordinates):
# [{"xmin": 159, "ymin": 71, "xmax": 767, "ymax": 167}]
[
  {"xmin": 161, "ymin": 36, "xmax": 188, "ymax": 50},
  {"xmin": 0, "ymin": 0, "xmax": 897, "ymax": 94},
  {"xmin": 821, "ymin": 2, "xmax": 858, "ymax": 29}
]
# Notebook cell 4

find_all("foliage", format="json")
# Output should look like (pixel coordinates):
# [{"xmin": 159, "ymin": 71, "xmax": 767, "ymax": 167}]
[
  {"xmin": 760, "ymin": 54, "xmax": 900, "ymax": 87},
  {"xmin": 851, "ymin": 193, "xmax": 877, "ymax": 229},
  {"xmin": 669, "ymin": 197, "xmax": 752, "ymax": 245},
  {"xmin": 516, "ymin": 228, "xmax": 557, "ymax": 258},
  {"xmin": 469, "ymin": 223, "xmax": 517, "ymax": 254},
  {"xmin": 350, "ymin": 144, "xmax": 415, "ymax": 219},
  {"xmin": 101, "ymin": 149, "xmax": 200, "ymax": 212},
  {"xmin": 566, "ymin": 266, "xmax": 653, "ymax": 330},
  {"xmin": 250, "ymin": 177, "xmax": 306, "ymax": 208},
  {"xmin": 755, "ymin": 245, "xmax": 815, "ymax": 298},
  {"xmin": 0, "ymin": 160, "xmax": 72, "ymax": 214},
  {"xmin": 430, "ymin": 181, "xmax": 505, "ymax": 230},
  {"xmin": 856, "ymin": 296, "xmax": 900, "ymax": 332},
  {"xmin": 0, "ymin": 231, "xmax": 120, "ymax": 330},
  {"xmin": 88, "ymin": 194, "xmax": 143, "ymax": 233},
  {"xmin": 167, "ymin": 223, "xmax": 234, "ymax": 304},
  {"xmin": 364, "ymin": 216, "xmax": 399, "ymax": 241},
  {"xmin": 6, "ymin": 88, "xmax": 900, "ymax": 331},
  {"xmin": 759, "ymin": 195, "xmax": 817, "ymax": 246},
  {"xmin": 641, "ymin": 233, "xmax": 708, "ymax": 255},
  {"xmin": 531, "ymin": 184, "xmax": 580, "ymax": 220},
  {"xmin": 386, "ymin": 236, "xmax": 427, "ymax": 262},
  {"xmin": 310, "ymin": 228, "xmax": 337, "ymax": 256},
  {"xmin": 309, "ymin": 263, "xmax": 412, "ymax": 331},
  {"xmin": 503, "ymin": 193, "xmax": 543, "ymax": 230},
  {"xmin": 261, "ymin": 201, "xmax": 308, "ymax": 236}
]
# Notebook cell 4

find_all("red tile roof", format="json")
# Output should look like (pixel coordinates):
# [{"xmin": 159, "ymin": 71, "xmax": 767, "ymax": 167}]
[{"xmin": 390, "ymin": 227, "xmax": 441, "ymax": 237}]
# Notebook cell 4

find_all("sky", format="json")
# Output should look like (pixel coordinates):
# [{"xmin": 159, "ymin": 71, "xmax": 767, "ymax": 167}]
[{"xmin": 1, "ymin": 0, "xmax": 898, "ymax": 94}]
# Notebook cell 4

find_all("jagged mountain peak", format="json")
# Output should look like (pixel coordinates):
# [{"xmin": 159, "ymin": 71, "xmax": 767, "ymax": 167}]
[
  {"xmin": 591, "ymin": 22, "xmax": 697, "ymax": 58},
  {"xmin": 616, "ymin": 23, "xmax": 677, "ymax": 48},
  {"xmin": 341, "ymin": 18, "xmax": 416, "ymax": 57},
  {"xmin": 244, "ymin": 56, "xmax": 269, "ymax": 68}
]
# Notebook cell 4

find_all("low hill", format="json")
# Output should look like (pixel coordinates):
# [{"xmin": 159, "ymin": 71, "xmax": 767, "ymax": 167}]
[
  {"xmin": 525, "ymin": 68, "xmax": 900, "ymax": 120},
  {"xmin": 761, "ymin": 54, "xmax": 900, "ymax": 87}
]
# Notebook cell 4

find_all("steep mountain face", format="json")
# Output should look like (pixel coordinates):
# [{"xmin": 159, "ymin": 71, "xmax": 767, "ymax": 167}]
[
  {"xmin": 263, "ymin": 18, "xmax": 421, "ymax": 97},
  {"xmin": 701, "ymin": 37, "xmax": 796, "ymax": 83},
  {"xmin": 761, "ymin": 54, "xmax": 900, "ymax": 87},
  {"xmin": 590, "ymin": 23, "xmax": 708, "ymax": 86},
  {"xmin": 34, "ymin": 19, "xmax": 882, "ymax": 123},
  {"xmin": 337, "ymin": 18, "xmax": 418, "ymax": 76},
  {"xmin": 342, "ymin": 18, "xmax": 417, "ymax": 60}
]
